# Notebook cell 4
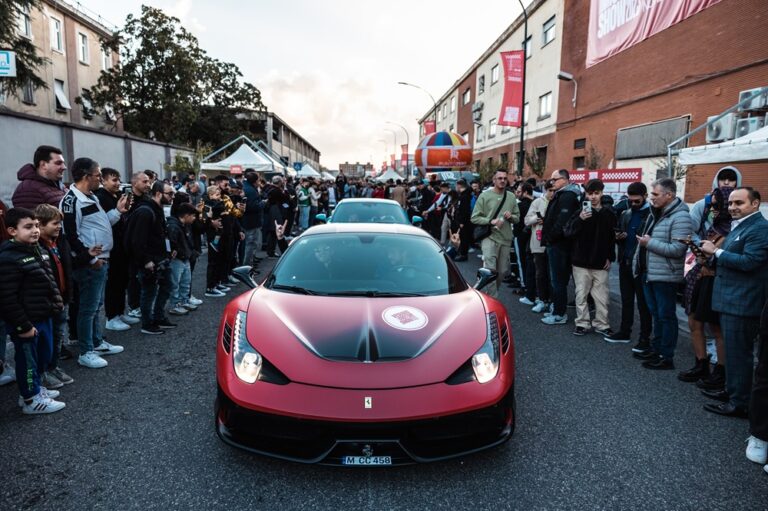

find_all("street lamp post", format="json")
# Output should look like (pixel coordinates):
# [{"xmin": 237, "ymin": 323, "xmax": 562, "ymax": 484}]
[
  {"xmin": 386, "ymin": 121, "xmax": 410, "ymax": 175},
  {"xmin": 398, "ymin": 81, "xmax": 438, "ymax": 130},
  {"xmin": 517, "ymin": 0, "xmax": 528, "ymax": 177},
  {"xmin": 384, "ymin": 129, "xmax": 397, "ymax": 170}
]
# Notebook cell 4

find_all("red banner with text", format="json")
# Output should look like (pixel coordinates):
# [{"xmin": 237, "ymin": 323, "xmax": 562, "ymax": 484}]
[
  {"xmin": 424, "ymin": 120, "xmax": 436, "ymax": 135},
  {"xmin": 498, "ymin": 50, "xmax": 525, "ymax": 127},
  {"xmin": 400, "ymin": 144, "xmax": 408, "ymax": 169}
]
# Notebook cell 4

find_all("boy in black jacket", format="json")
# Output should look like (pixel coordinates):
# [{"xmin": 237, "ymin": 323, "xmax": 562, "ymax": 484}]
[
  {"xmin": 564, "ymin": 179, "xmax": 616, "ymax": 336},
  {"xmin": 0, "ymin": 208, "xmax": 65, "ymax": 414},
  {"xmin": 35, "ymin": 204, "xmax": 75, "ymax": 389},
  {"xmin": 167, "ymin": 203, "xmax": 199, "ymax": 315}
]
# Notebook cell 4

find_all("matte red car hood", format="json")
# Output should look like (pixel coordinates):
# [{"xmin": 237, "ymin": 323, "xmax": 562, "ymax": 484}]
[{"xmin": 243, "ymin": 288, "xmax": 488, "ymax": 389}]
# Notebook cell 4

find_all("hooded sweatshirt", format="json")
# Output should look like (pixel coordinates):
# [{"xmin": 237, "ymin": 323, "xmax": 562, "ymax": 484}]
[
  {"xmin": 11, "ymin": 163, "xmax": 66, "ymax": 209},
  {"xmin": 689, "ymin": 166, "xmax": 742, "ymax": 243},
  {"xmin": 541, "ymin": 182, "xmax": 582, "ymax": 247}
]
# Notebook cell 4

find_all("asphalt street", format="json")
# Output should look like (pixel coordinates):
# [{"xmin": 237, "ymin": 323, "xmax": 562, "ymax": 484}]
[{"xmin": 1, "ymin": 252, "xmax": 766, "ymax": 510}]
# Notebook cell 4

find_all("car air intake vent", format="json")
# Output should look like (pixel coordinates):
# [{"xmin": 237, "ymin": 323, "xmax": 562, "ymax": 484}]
[
  {"xmin": 223, "ymin": 322, "xmax": 233, "ymax": 353},
  {"xmin": 500, "ymin": 320, "xmax": 510, "ymax": 354}
]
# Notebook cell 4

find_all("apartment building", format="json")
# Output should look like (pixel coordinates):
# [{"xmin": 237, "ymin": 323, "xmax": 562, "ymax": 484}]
[
  {"xmin": 264, "ymin": 111, "xmax": 321, "ymax": 170},
  {"xmin": 1, "ymin": 0, "xmax": 119, "ymax": 130}
]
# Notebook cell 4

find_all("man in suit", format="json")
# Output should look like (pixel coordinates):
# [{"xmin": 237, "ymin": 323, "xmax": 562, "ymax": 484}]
[{"xmin": 700, "ymin": 187, "xmax": 768, "ymax": 417}]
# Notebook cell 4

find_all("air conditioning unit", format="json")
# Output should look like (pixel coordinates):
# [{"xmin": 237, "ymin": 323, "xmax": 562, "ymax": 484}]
[
  {"xmin": 738, "ymin": 87, "xmax": 768, "ymax": 111},
  {"xmin": 472, "ymin": 101, "xmax": 484, "ymax": 123},
  {"xmin": 706, "ymin": 113, "xmax": 737, "ymax": 142},
  {"xmin": 735, "ymin": 117, "xmax": 766, "ymax": 138}
]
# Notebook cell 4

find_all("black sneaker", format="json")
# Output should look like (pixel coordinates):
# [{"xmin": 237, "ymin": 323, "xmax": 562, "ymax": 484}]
[
  {"xmin": 156, "ymin": 319, "xmax": 177, "ymax": 329},
  {"xmin": 141, "ymin": 324, "xmax": 165, "ymax": 335},
  {"xmin": 595, "ymin": 327, "xmax": 615, "ymax": 338},
  {"xmin": 633, "ymin": 350, "xmax": 660, "ymax": 361},
  {"xmin": 631, "ymin": 338, "xmax": 651, "ymax": 353},
  {"xmin": 642, "ymin": 357, "xmax": 674, "ymax": 370},
  {"xmin": 572, "ymin": 326, "xmax": 590, "ymax": 336},
  {"xmin": 603, "ymin": 331, "xmax": 631, "ymax": 343}
]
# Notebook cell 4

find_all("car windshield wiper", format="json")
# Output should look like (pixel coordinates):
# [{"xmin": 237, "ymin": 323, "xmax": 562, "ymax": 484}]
[
  {"xmin": 270, "ymin": 283, "xmax": 320, "ymax": 295},
  {"xmin": 325, "ymin": 290, "xmax": 426, "ymax": 297}
]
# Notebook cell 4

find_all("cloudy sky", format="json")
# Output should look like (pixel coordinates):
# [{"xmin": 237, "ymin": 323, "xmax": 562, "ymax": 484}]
[{"xmin": 89, "ymin": 0, "xmax": 527, "ymax": 168}]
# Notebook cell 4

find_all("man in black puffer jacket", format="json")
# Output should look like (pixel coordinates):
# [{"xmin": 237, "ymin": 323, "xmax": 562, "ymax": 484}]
[
  {"xmin": 124, "ymin": 181, "xmax": 173, "ymax": 335},
  {"xmin": 0, "ymin": 208, "xmax": 65, "ymax": 414},
  {"xmin": 541, "ymin": 169, "xmax": 583, "ymax": 324}
]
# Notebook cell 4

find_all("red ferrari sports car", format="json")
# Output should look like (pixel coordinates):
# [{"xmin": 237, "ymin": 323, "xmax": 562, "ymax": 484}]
[{"xmin": 215, "ymin": 224, "xmax": 515, "ymax": 466}]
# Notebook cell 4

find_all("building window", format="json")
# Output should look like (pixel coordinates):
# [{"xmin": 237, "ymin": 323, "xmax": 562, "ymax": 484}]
[
  {"xmin": 500, "ymin": 153, "xmax": 509, "ymax": 169},
  {"xmin": 489, "ymin": 118, "xmax": 497, "ymax": 138},
  {"xmin": 523, "ymin": 102, "xmax": 529, "ymax": 125},
  {"xmin": 437, "ymin": 108, "xmax": 442, "ymax": 122},
  {"xmin": 542, "ymin": 16, "xmax": 556, "ymax": 46},
  {"xmin": 101, "ymin": 48, "xmax": 112, "ymax": 70},
  {"xmin": 491, "ymin": 64, "xmax": 500, "ymax": 85},
  {"xmin": 51, "ymin": 17, "xmax": 64, "ymax": 52},
  {"xmin": 573, "ymin": 156, "xmax": 585, "ymax": 169},
  {"xmin": 54, "ymin": 79, "xmax": 72, "ymax": 111},
  {"xmin": 449, "ymin": 124, "xmax": 454, "ymax": 132},
  {"xmin": 450, "ymin": 96, "xmax": 456, "ymax": 112},
  {"xmin": 461, "ymin": 132, "xmax": 469, "ymax": 144},
  {"xmin": 476, "ymin": 125, "xmax": 485, "ymax": 142},
  {"xmin": 478, "ymin": 75, "xmax": 485, "ymax": 95},
  {"xmin": 474, "ymin": 160, "xmax": 481, "ymax": 171},
  {"xmin": 78, "ymin": 33, "xmax": 89, "ymax": 64},
  {"xmin": 462, "ymin": 88, "xmax": 471, "ymax": 105},
  {"xmin": 22, "ymin": 79, "xmax": 35, "ymax": 104},
  {"xmin": 574, "ymin": 138, "xmax": 586, "ymax": 149},
  {"xmin": 442, "ymin": 104, "xmax": 447, "ymax": 118},
  {"xmin": 538, "ymin": 92, "xmax": 552, "ymax": 120},
  {"xmin": 17, "ymin": 6, "xmax": 32, "ymax": 38},
  {"xmin": 523, "ymin": 35, "xmax": 532, "ymax": 59},
  {"xmin": 81, "ymin": 89, "xmax": 94, "ymax": 119}
]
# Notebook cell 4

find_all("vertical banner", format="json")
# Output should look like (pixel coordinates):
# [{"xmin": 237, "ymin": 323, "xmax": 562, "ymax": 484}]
[
  {"xmin": 400, "ymin": 144, "xmax": 408, "ymax": 170},
  {"xmin": 498, "ymin": 50, "xmax": 525, "ymax": 127},
  {"xmin": 390, "ymin": 154, "xmax": 396, "ymax": 168},
  {"xmin": 424, "ymin": 120, "xmax": 436, "ymax": 135}
]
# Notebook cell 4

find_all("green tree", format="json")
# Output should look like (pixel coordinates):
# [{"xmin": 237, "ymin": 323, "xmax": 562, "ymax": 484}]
[
  {"xmin": 83, "ymin": 5, "xmax": 265, "ymax": 146},
  {"xmin": 0, "ymin": 0, "xmax": 48, "ymax": 97},
  {"xmin": 585, "ymin": 144, "xmax": 604, "ymax": 170},
  {"xmin": 525, "ymin": 147, "xmax": 546, "ymax": 178}
]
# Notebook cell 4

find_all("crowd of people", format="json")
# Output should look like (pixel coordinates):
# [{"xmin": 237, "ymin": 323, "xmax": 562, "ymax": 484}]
[{"xmin": 0, "ymin": 146, "xmax": 766, "ymax": 475}]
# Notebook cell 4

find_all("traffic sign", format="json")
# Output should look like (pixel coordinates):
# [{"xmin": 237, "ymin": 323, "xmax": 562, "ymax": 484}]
[
  {"xmin": 0, "ymin": 51, "xmax": 17, "ymax": 78},
  {"xmin": 293, "ymin": 162, "xmax": 302, "ymax": 171}
]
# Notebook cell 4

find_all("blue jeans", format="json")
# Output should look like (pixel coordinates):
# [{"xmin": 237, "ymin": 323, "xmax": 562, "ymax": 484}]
[
  {"xmin": 73, "ymin": 263, "xmax": 108, "ymax": 355},
  {"xmin": 169, "ymin": 259, "xmax": 192, "ymax": 306},
  {"xmin": 547, "ymin": 244, "xmax": 572, "ymax": 317},
  {"xmin": 642, "ymin": 274, "xmax": 679, "ymax": 359},
  {"xmin": 139, "ymin": 266, "xmax": 172, "ymax": 328},
  {"xmin": 299, "ymin": 205, "xmax": 310, "ymax": 230},
  {"xmin": 48, "ymin": 306, "xmax": 68, "ymax": 370},
  {"xmin": 9, "ymin": 319, "xmax": 53, "ymax": 399}
]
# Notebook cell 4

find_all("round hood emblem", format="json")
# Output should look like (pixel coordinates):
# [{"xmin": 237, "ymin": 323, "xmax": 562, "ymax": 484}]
[{"xmin": 381, "ymin": 306, "xmax": 429, "ymax": 331}]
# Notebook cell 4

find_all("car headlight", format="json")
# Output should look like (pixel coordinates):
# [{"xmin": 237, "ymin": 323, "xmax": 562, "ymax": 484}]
[
  {"xmin": 471, "ymin": 313, "xmax": 500, "ymax": 384},
  {"xmin": 232, "ymin": 311, "xmax": 262, "ymax": 384}
]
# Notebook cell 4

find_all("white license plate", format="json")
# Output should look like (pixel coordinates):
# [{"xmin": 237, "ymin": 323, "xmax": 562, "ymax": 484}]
[{"xmin": 342, "ymin": 456, "xmax": 392, "ymax": 466}]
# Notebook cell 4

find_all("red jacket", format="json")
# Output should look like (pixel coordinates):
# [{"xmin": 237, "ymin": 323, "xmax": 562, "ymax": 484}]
[{"xmin": 11, "ymin": 164, "xmax": 66, "ymax": 209}]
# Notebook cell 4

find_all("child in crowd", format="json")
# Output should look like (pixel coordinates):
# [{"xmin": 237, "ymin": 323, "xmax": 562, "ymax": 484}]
[
  {"xmin": 0, "ymin": 208, "xmax": 65, "ymax": 414},
  {"xmin": 167, "ymin": 202, "xmax": 201, "ymax": 314},
  {"xmin": 34, "ymin": 204, "xmax": 75, "ymax": 388}
]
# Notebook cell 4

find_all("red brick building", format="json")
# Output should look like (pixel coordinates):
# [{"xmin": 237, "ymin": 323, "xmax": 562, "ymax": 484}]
[{"xmin": 551, "ymin": 0, "xmax": 768, "ymax": 202}]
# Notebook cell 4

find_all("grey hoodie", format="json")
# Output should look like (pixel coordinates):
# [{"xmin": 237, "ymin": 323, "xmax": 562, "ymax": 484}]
[{"xmin": 689, "ymin": 166, "xmax": 742, "ymax": 242}]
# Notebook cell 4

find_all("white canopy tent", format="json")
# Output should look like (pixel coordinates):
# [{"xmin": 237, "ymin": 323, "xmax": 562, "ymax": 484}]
[
  {"xmin": 200, "ymin": 143, "xmax": 276, "ymax": 173},
  {"xmin": 321, "ymin": 171, "xmax": 336, "ymax": 181},
  {"xmin": 297, "ymin": 163, "xmax": 321, "ymax": 177},
  {"xmin": 679, "ymin": 125, "xmax": 768, "ymax": 165},
  {"xmin": 375, "ymin": 168, "xmax": 404, "ymax": 182}
]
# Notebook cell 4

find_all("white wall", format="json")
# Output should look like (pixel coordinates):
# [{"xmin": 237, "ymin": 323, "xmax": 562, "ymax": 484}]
[
  {"xmin": 131, "ymin": 141, "xmax": 167, "ymax": 176},
  {"xmin": 73, "ymin": 130, "xmax": 126, "ymax": 176}
]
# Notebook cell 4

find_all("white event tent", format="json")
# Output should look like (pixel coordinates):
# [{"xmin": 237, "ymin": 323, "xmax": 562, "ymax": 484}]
[
  {"xmin": 679, "ymin": 125, "xmax": 768, "ymax": 165},
  {"xmin": 297, "ymin": 163, "xmax": 321, "ymax": 178},
  {"xmin": 375, "ymin": 168, "xmax": 404, "ymax": 182},
  {"xmin": 201, "ymin": 144, "xmax": 276, "ymax": 173}
]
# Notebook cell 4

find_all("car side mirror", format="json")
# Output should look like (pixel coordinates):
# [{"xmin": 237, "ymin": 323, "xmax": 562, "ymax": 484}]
[
  {"xmin": 474, "ymin": 268, "xmax": 498, "ymax": 291},
  {"xmin": 232, "ymin": 265, "xmax": 259, "ymax": 289},
  {"xmin": 315, "ymin": 213, "xmax": 327, "ymax": 223},
  {"xmin": 411, "ymin": 215, "xmax": 423, "ymax": 225}
]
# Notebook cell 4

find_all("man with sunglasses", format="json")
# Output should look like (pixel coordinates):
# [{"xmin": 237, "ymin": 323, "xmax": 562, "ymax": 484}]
[
  {"xmin": 470, "ymin": 170, "xmax": 520, "ymax": 298},
  {"xmin": 12, "ymin": 145, "xmax": 68, "ymax": 209},
  {"xmin": 605, "ymin": 182, "xmax": 652, "ymax": 348}
]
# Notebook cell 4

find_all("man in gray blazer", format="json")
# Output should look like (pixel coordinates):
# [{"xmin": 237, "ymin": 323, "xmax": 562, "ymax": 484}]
[{"xmin": 701, "ymin": 187, "xmax": 768, "ymax": 417}]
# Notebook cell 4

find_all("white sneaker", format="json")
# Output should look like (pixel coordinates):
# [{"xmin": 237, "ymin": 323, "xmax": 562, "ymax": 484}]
[
  {"xmin": 541, "ymin": 314, "xmax": 568, "ymax": 325},
  {"xmin": 746, "ymin": 436, "xmax": 768, "ymax": 464},
  {"xmin": 188, "ymin": 296, "xmax": 203, "ymax": 306},
  {"xmin": 94, "ymin": 340, "xmax": 124, "ymax": 356},
  {"xmin": 0, "ymin": 364, "xmax": 16, "ymax": 386},
  {"xmin": 182, "ymin": 302, "xmax": 199, "ymax": 311},
  {"xmin": 105, "ymin": 317, "xmax": 131, "ymax": 331},
  {"xmin": 127, "ymin": 308, "xmax": 142, "ymax": 319},
  {"xmin": 468, "ymin": 247, "xmax": 476, "ymax": 253},
  {"xmin": 169, "ymin": 305, "xmax": 189, "ymax": 315},
  {"xmin": 21, "ymin": 392, "xmax": 65, "ymax": 415},
  {"xmin": 120, "ymin": 314, "xmax": 141, "ymax": 325},
  {"xmin": 227, "ymin": 275, "xmax": 239, "ymax": 285},
  {"xmin": 519, "ymin": 297, "xmax": 535, "ymax": 306},
  {"xmin": 78, "ymin": 351, "xmax": 108, "ymax": 368},
  {"xmin": 531, "ymin": 300, "xmax": 548, "ymax": 313},
  {"xmin": 18, "ymin": 387, "xmax": 60, "ymax": 407}
]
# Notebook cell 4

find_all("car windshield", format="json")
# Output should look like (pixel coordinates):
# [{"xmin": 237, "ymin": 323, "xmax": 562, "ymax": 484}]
[
  {"xmin": 331, "ymin": 202, "xmax": 410, "ymax": 224},
  {"xmin": 266, "ymin": 233, "xmax": 467, "ymax": 296}
]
